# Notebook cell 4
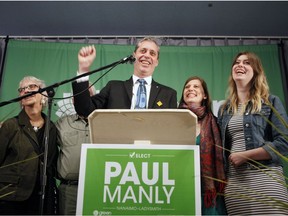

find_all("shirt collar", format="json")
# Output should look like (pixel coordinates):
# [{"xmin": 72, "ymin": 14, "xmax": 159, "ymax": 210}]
[
  {"xmin": 133, "ymin": 75, "xmax": 152, "ymax": 85},
  {"xmin": 72, "ymin": 114, "xmax": 88, "ymax": 123}
]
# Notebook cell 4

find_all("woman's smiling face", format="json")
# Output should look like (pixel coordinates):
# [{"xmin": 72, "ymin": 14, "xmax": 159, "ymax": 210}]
[
  {"xmin": 183, "ymin": 79, "xmax": 207, "ymax": 107},
  {"xmin": 232, "ymin": 54, "xmax": 254, "ymax": 87}
]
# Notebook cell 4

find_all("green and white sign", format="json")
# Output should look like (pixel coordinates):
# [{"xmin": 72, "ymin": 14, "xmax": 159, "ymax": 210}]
[{"xmin": 76, "ymin": 144, "xmax": 201, "ymax": 215}]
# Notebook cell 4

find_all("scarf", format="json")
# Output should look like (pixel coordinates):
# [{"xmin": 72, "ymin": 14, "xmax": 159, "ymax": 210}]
[{"xmin": 182, "ymin": 104, "xmax": 226, "ymax": 208}]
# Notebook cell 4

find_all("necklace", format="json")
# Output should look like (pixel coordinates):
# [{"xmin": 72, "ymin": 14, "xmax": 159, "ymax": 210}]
[
  {"xmin": 30, "ymin": 118, "xmax": 44, "ymax": 132},
  {"xmin": 32, "ymin": 126, "xmax": 41, "ymax": 132}
]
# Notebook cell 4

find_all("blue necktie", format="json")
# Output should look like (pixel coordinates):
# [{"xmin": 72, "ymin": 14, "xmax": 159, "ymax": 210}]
[{"xmin": 135, "ymin": 79, "xmax": 147, "ymax": 109}]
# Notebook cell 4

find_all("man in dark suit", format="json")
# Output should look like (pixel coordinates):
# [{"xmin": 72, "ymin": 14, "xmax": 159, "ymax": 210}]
[{"xmin": 72, "ymin": 37, "xmax": 177, "ymax": 117}]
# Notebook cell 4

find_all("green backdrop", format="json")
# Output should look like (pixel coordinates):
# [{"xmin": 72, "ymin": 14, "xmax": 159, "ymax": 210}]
[{"xmin": 0, "ymin": 40, "xmax": 285, "ymax": 122}]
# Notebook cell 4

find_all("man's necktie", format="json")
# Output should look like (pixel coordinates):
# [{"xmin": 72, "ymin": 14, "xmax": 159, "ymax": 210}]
[{"xmin": 135, "ymin": 79, "xmax": 147, "ymax": 109}]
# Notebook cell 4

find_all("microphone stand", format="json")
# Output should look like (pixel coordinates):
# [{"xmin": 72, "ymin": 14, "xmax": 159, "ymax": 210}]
[
  {"xmin": 39, "ymin": 87, "xmax": 54, "ymax": 215},
  {"xmin": 0, "ymin": 54, "xmax": 134, "ymax": 215},
  {"xmin": 0, "ymin": 54, "xmax": 134, "ymax": 108}
]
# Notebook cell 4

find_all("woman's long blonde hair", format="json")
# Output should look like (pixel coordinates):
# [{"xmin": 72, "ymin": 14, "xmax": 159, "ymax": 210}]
[{"xmin": 222, "ymin": 51, "xmax": 270, "ymax": 114}]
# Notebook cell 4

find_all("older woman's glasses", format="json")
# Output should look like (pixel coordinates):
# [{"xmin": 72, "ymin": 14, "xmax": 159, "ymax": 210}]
[{"xmin": 18, "ymin": 84, "xmax": 40, "ymax": 93}]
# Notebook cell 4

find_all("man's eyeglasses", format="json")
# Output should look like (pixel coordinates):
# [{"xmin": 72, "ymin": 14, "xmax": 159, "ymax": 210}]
[{"xmin": 18, "ymin": 84, "xmax": 40, "ymax": 93}]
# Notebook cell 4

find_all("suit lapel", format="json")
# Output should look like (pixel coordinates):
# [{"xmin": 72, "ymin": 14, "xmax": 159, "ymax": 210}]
[
  {"xmin": 148, "ymin": 80, "xmax": 160, "ymax": 108},
  {"xmin": 124, "ymin": 77, "xmax": 133, "ymax": 101}
]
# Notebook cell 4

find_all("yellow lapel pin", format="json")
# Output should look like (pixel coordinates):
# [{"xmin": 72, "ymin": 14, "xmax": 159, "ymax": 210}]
[{"xmin": 157, "ymin": 101, "xmax": 163, "ymax": 107}]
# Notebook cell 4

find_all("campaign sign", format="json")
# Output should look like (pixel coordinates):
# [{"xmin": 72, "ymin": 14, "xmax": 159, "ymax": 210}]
[{"xmin": 76, "ymin": 144, "xmax": 201, "ymax": 215}]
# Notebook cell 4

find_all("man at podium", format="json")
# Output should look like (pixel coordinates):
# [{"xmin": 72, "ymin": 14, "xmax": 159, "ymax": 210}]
[{"xmin": 72, "ymin": 37, "xmax": 177, "ymax": 117}]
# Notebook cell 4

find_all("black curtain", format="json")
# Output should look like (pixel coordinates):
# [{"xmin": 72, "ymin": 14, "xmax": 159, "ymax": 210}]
[
  {"xmin": 278, "ymin": 41, "xmax": 288, "ymax": 109},
  {"xmin": 0, "ymin": 36, "xmax": 9, "ymax": 90}
]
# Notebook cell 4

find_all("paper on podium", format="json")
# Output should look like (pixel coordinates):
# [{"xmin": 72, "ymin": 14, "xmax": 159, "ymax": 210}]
[{"xmin": 88, "ymin": 109, "xmax": 197, "ymax": 145}]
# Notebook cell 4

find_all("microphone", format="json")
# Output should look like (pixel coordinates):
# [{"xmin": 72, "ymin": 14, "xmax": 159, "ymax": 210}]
[{"xmin": 121, "ymin": 55, "xmax": 135, "ymax": 64}]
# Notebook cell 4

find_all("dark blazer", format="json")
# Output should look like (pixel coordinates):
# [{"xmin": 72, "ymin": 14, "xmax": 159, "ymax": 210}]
[
  {"xmin": 72, "ymin": 77, "xmax": 177, "ymax": 117},
  {"xmin": 0, "ymin": 109, "xmax": 58, "ymax": 204}
]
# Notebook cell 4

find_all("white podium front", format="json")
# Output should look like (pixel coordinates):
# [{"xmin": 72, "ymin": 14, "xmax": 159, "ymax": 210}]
[{"xmin": 88, "ymin": 109, "xmax": 197, "ymax": 145}]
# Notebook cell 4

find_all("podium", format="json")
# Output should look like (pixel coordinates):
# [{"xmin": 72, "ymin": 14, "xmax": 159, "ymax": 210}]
[
  {"xmin": 88, "ymin": 109, "xmax": 197, "ymax": 145},
  {"xmin": 76, "ymin": 109, "xmax": 201, "ymax": 215}
]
